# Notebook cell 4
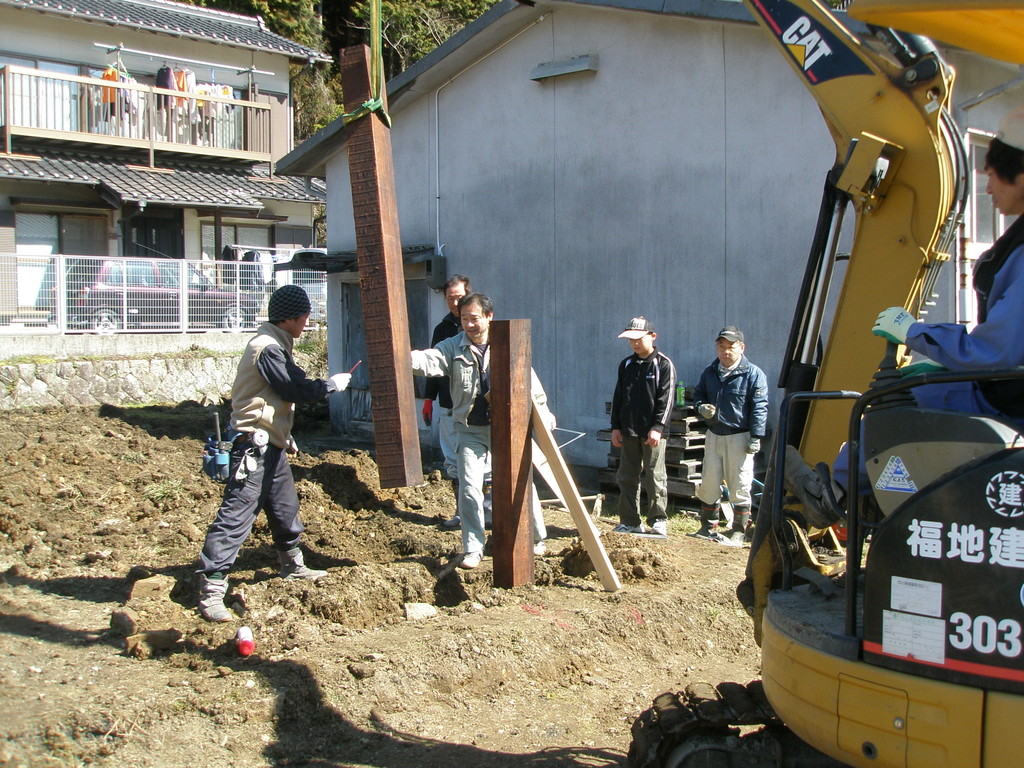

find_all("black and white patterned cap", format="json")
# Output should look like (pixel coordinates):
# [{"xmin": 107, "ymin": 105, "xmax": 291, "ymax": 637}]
[{"xmin": 268, "ymin": 284, "xmax": 312, "ymax": 323}]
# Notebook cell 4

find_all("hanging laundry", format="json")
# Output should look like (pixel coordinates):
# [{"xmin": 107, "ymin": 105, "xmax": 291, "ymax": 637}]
[
  {"xmin": 155, "ymin": 65, "xmax": 177, "ymax": 109},
  {"xmin": 100, "ymin": 66, "xmax": 119, "ymax": 105}
]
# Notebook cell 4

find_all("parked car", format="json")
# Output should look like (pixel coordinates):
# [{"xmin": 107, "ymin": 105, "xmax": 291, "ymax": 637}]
[{"xmin": 67, "ymin": 258, "xmax": 260, "ymax": 332}]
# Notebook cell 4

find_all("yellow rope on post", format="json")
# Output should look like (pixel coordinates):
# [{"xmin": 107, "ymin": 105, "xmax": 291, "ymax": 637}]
[{"xmin": 341, "ymin": 0, "xmax": 393, "ymax": 128}]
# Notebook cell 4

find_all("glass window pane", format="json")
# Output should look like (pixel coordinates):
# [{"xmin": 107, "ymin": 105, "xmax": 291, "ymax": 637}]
[
  {"xmin": 127, "ymin": 261, "xmax": 153, "ymax": 286},
  {"xmin": 236, "ymin": 225, "xmax": 271, "ymax": 248},
  {"xmin": 15, "ymin": 212, "xmax": 58, "ymax": 254},
  {"xmin": 62, "ymin": 215, "xmax": 107, "ymax": 256},
  {"xmin": 0, "ymin": 54, "xmax": 35, "ymax": 68},
  {"xmin": 972, "ymin": 143, "xmax": 996, "ymax": 245},
  {"xmin": 158, "ymin": 261, "xmax": 180, "ymax": 288}
]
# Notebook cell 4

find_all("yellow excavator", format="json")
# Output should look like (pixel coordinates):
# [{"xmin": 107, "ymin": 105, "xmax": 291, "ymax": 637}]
[{"xmin": 629, "ymin": 2, "xmax": 1024, "ymax": 766}]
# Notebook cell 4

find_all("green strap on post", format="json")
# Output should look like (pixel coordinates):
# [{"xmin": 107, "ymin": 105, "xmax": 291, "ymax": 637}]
[{"xmin": 341, "ymin": 0, "xmax": 392, "ymax": 129}]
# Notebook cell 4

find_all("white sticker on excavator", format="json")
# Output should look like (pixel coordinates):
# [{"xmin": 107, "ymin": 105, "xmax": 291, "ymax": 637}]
[
  {"xmin": 891, "ymin": 575, "xmax": 942, "ymax": 617},
  {"xmin": 876, "ymin": 456, "xmax": 918, "ymax": 493},
  {"xmin": 882, "ymin": 610, "xmax": 945, "ymax": 664}
]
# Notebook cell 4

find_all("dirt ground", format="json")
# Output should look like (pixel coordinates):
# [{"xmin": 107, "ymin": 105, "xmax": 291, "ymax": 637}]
[{"xmin": 0, "ymin": 401, "xmax": 762, "ymax": 768}]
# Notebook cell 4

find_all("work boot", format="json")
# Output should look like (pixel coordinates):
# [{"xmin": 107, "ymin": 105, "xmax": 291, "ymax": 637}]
[
  {"xmin": 693, "ymin": 504, "xmax": 721, "ymax": 539},
  {"xmin": 728, "ymin": 508, "xmax": 751, "ymax": 546},
  {"xmin": 278, "ymin": 547, "xmax": 327, "ymax": 580},
  {"xmin": 783, "ymin": 447, "xmax": 843, "ymax": 528},
  {"xmin": 197, "ymin": 572, "xmax": 232, "ymax": 622}
]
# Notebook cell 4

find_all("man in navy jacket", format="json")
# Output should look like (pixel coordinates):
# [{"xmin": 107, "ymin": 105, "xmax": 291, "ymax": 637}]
[{"xmin": 693, "ymin": 326, "xmax": 768, "ymax": 545}]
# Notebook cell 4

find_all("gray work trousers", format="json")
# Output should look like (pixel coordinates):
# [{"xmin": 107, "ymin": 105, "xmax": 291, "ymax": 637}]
[
  {"xmin": 456, "ymin": 422, "xmax": 545, "ymax": 556},
  {"xmin": 615, "ymin": 435, "xmax": 669, "ymax": 527}
]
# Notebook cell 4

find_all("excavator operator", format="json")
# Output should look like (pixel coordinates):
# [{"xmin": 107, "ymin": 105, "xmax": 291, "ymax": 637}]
[{"xmin": 790, "ymin": 106, "xmax": 1024, "ymax": 521}]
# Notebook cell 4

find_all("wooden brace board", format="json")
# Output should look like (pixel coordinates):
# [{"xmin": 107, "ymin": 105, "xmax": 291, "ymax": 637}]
[{"xmin": 531, "ymin": 406, "xmax": 621, "ymax": 592}]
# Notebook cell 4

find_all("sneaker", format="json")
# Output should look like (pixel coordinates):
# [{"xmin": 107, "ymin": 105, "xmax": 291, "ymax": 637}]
[
  {"xmin": 442, "ymin": 515, "xmax": 461, "ymax": 529},
  {"xmin": 612, "ymin": 523, "xmax": 646, "ymax": 534},
  {"xmin": 533, "ymin": 541, "xmax": 547, "ymax": 556},
  {"xmin": 651, "ymin": 520, "xmax": 668, "ymax": 537},
  {"xmin": 458, "ymin": 552, "xmax": 482, "ymax": 569}
]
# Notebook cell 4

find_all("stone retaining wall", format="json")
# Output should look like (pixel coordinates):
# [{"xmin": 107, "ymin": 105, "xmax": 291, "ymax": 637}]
[{"xmin": 0, "ymin": 356, "xmax": 237, "ymax": 409}]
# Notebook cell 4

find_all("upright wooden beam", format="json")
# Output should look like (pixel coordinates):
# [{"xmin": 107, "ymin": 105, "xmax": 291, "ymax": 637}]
[
  {"xmin": 339, "ymin": 44, "xmax": 422, "ymax": 488},
  {"xmin": 489, "ymin": 319, "xmax": 534, "ymax": 588}
]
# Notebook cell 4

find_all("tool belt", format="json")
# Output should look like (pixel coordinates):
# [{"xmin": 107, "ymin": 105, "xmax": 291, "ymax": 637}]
[{"xmin": 233, "ymin": 428, "xmax": 269, "ymax": 448}]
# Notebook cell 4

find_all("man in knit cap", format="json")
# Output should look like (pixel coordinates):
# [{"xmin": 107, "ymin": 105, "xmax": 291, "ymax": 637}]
[{"xmin": 195, "ymin": 284, "xmax": 352, "ymax": 622}]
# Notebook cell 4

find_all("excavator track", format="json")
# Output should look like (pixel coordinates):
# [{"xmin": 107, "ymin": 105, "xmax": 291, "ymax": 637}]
[{"xmin": 627, "ymin": 680, "xmax": 848, "ymax": 768}]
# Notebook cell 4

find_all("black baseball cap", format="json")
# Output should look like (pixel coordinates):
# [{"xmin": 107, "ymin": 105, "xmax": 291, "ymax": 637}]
[{"xmin": 717, "ymin": 326, "xmax": 744, "ymax": 343}]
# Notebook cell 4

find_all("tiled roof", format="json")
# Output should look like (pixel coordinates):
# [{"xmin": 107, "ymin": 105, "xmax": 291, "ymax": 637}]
[
  {"xmin": 0, "ymin": 150, "xmax": 326, "ymax": 208},
  {"xmin": 0, "ymin": 0, "xmax": 328, "ymax": 62}
]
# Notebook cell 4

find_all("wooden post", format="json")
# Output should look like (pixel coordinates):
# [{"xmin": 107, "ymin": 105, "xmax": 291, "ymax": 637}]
[
  {"xmin": 489, "ymin": 319, "xmax": 534, "ymax": 588},
  {"xmin": 339, "ymin": 44, "xmax": 422, "ymax": 488}
]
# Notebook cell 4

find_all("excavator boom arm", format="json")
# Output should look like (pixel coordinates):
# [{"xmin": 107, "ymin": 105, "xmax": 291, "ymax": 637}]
[{"xmin": 741, "ymin": 0, "xmax": 963, "ymax": 464}]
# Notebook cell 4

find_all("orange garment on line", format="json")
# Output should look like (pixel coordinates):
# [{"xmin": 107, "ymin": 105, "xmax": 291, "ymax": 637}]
[{"xmin": 100, "ymin": 66, "xmax": 119, "ymax": 104}]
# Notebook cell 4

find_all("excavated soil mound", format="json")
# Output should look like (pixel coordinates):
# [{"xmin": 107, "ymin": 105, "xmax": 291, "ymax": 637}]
[{"xmin": 0, "ymin": 403, "xmax": 760, "ymax": 768}]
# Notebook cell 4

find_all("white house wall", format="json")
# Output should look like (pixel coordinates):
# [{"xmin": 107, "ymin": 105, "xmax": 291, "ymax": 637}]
[{"xmin": 326, "ymin": 7, "xmax": 849, "ymax": 467}]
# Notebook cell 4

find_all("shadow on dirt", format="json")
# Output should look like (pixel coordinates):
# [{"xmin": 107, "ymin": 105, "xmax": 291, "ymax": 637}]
[
  {"xmin": 1, "ymin": 587, "xmax": 625, "ymax": 767},
  {"xmin": 218, "ymin": 654, "xmax": 626, "ymax": 768},
  {"xmin": 0, "ymin": 609, "xmax": 119, "ymax": 650},
  {"xmin": 98, "ymin": 401, "xmax": 218, "ymax": 440}
]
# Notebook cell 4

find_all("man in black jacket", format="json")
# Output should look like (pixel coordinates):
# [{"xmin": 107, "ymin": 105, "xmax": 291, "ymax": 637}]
[
  {"xmin": 421, "ymin": 274, "xmax": 472, "ymax": 527},
  {"xmin": 611, "ymin": 317, "xmax": 676, "ymax": 537}
]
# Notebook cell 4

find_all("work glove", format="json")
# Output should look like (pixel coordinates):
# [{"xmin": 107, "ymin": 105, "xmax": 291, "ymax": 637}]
[
  {"xmin": 328, "ymin": 372, "xmax": 351, "ymax": 392},
  {"xmin": 872, "ymin": 307, "xmax": 917, "ymax": 345},
  {"xmin": 746, "ymin": 437, "xmax": 761, "ymax": 455},
  {"xmin": 697, "ymin": 403, "xmax": 716, "ymax": 421},
  {"xmin": 899, "ymin": 355, "xmax": 946, "ymax": 377},
  {"xmin": 422, "ymin": 399, "xmax": 433, "ymax": 426}
]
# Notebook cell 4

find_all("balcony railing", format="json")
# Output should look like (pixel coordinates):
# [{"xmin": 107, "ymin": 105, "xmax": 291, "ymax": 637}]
[{"xmin": 0, "ymin": 65, "xmax": 271, "ymax": 162}]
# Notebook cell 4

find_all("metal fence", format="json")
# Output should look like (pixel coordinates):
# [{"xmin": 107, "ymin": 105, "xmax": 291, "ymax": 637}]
[{"xmin": 0, "ymin": 253, "xmax": 327, "ymax": 335}]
